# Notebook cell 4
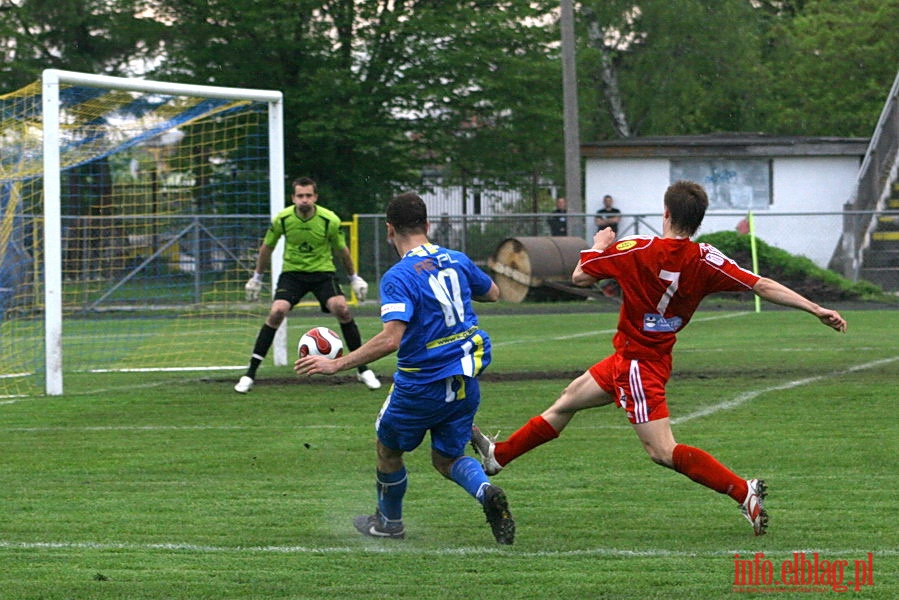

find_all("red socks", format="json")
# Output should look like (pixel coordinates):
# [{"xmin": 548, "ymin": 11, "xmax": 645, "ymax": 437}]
[
  {"xmin": 491, "ymin": 420, "xmax": 749, "ymax": 504},
  {"xmin": 494, "ymin": 415, "xmax": 560, "ymax": 466},
  {"xmin": 672, "ymin": 444, "xmax": 748, "ymax": 502}
]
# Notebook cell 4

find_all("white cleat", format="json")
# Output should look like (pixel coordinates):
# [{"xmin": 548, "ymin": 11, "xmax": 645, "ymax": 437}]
[
  {"xmin": 740, "ymin": 478, "xmax": 769, "ymax": 536},
  {"xmin": 234, "ymin": 376, "xmax": 254, "ymax": 394},
  {"xmin": 470, "ymin": 425, "xmax": 504, "ymax": 476},
  {"xmin": 357, "ymin": 369, "xmax": 382, "ymax": 390}
]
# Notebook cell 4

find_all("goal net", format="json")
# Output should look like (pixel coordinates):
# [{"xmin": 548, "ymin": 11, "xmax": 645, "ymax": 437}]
[{"xmin": 0, "ymin": 70, "xmax": 286, "ymax": 396}]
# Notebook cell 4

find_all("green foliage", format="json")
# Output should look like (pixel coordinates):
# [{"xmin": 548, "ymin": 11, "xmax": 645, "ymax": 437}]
[
  {"xmin": 696, "ymin": 230, "xmax": 889, "ymax": 300},
  {"xmin": 581, "ymin": 0, "xmax": 766, "ymax": 139},
  {"xmin": 757, "ymin": 0, "xmax": 899, "ymax": 136},
  {"xmin": 148, "ymin": 0, "xmax": 563, "ymax": 215},
  {"xmin": 0, "ymin": 0, "xmax": 169, "ymax": 89},
  {"xmin": 2, "ymin": 0, "xmax": 895, "ymax": 209},
  {"xmin": 579, "ymin": 0, "xmax": 895, "ymax": 140}
]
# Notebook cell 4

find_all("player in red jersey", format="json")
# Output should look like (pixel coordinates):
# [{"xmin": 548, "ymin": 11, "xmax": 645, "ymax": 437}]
[{"xmin": 471, "ymin": 180, "xmax": 847, "ymax": 536}]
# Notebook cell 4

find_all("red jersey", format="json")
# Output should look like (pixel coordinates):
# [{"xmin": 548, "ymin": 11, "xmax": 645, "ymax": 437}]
[{"xmin": 579, "ymin": 236, "xmax": 760, "ymax": 360}]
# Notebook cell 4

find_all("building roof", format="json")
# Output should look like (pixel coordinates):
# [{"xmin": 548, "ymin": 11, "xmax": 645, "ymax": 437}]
[{"xmin": 581, "ymin": 133, "xmax": 869, "ymax": 159}]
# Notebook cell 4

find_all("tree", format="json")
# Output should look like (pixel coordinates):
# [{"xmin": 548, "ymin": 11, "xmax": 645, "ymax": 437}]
[
  {"xmin": 1, "ymin": 0, "xmax": 564, "ymax": 214},
  {"xmin": 579, "ymin": 0, "xmax": 766, "ymax": 140},
  {"xmin": 575, "ymin": 0, "xmax": 895, "ymax": 140},
  {"xmin": 396, "ymin": 2, "xmax": 563, "ymax": 195},
  {"xmin": 757, "ymin": 0, "xmax": 899, "ymax": 136},
  {"xmin": 150, "ymin": 0, "xmax": 563, "ymax": 214},
  {"xmin": 0, "ymin": 0, "xmax": 168, "ymax": 90}
]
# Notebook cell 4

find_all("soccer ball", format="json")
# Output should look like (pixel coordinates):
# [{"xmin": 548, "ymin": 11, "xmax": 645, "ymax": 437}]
[{"xmin": 298, "ymin": 327, "xmax": 344, "ymax": 359}]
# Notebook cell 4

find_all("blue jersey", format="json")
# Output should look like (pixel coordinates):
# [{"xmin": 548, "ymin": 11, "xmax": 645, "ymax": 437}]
[{"xmin": 380, "ymin": 243, "xmax": 493, "ymax": 385}]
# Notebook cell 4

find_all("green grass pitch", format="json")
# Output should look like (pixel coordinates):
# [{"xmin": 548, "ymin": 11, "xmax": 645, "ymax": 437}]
[{"xmin": 0, "ymin": 307, "xmax": 896, "ymax": 598}]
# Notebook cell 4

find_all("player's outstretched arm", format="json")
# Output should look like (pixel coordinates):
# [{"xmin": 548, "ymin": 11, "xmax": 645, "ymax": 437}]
[{"xmin": 752, "ymin": 277, "xmax": 847, "ymax": 333}]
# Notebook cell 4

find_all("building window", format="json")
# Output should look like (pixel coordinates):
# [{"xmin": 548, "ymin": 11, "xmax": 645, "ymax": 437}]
[{"xmin": 670, "ymin": 159, "xmax": 772, "ymax": 210}]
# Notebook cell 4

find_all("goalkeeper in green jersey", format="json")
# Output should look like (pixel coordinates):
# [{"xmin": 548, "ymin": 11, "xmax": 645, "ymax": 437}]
[{"xmin": 235, "ymin": 177, "xmax": 381, "ymax": 393}]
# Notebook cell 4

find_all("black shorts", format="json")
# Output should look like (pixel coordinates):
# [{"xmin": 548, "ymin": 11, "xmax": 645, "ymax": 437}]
[{"xmin": 274, "ymin": 271, "xmax": 345, "ymax": 313}]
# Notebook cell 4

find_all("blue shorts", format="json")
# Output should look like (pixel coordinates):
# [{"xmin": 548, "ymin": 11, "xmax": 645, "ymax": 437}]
[{"xmin": 375, "ymin": 375, "xmax": 480, "ymax": 459}]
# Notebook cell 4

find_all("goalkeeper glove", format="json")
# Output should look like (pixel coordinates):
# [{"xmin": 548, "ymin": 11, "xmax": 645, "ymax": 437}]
[
  {"xmin": 348, "ymin": 274, "xmax": 368, "ymax": 302},
  {"xmin": 245, "ymin": 272, "xmax": 264, "ymax": 301}
]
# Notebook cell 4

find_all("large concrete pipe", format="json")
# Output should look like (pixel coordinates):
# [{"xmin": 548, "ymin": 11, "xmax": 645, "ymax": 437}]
[{"xmin": 487, "ymin": 236, "xmax": 589, "ymax": 302}]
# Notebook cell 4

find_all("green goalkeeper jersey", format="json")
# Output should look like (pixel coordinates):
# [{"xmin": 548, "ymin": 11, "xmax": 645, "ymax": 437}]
[{"xmin": 263, "ymin": 205, "xmax": 347, "ymax": 273}]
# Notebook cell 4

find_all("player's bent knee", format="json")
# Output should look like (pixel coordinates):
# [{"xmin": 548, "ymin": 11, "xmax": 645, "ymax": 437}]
[
  {"xmin": 432, "ymin": 452, "xmax": 456, "ymax": 477},
  {"xmin": 266, "ymin": 312, "xmax": 288, "ymax": 327},
  {"xmin": 328, "ymin": 301, "xmax": 352, "ymax": 321},
  {"xmin": 644, "ymin": 447, "xmax": 674, "ymax": 468}
]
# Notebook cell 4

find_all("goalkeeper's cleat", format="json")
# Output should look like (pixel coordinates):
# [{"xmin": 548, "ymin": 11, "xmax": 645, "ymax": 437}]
[
  {"xmin": 482, "ymin": 484, "xmax": 515, "ymax": 545},
  {"xmin": 470, "ymin": 425, "xmax": 503, "ymax": 475},
  {"xmin": 740, "ymin": 478, "xmax": 769, "ymax": 536},
  {"xmin": 234, "ymin": 376, "xmax": 254, "ymax": 394},
  {"xmin": 357, "ymin": 369, "xmax": 382, "ymax": 390},
  {"xmin": 353, "ymin": 510, "xmax": 405, "ymax": 540}
]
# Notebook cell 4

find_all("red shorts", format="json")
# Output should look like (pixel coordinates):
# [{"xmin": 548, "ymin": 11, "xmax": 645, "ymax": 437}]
[{"xmin": 589, "ymin": 353, "xmax": 672, "ymax": 424}]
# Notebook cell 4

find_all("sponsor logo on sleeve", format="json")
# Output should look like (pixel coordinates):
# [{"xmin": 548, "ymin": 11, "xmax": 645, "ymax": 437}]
[{"xmin": 381, "ymin": 302, "xmax": 406, "ymax": 316}]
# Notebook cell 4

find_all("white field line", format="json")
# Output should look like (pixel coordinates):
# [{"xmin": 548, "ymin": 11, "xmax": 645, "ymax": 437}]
[
  {"xmin": 2, "ymin": 424, "xmax": 346, "ymax": 433},
  {"xmin": 0, "ymin": 539, "xmax": 894, "ymax": 558},
  {"xmin": 0, "ymin": 313, "xmax": 747, "ymax": 400},
  {"xmin": 85, "ymin": 365, "xmax": 245, "ymax": 373},
  {"xmin": 671, "ymin": 356, "xmax": 899, "ymax": 425},
  {"xmin": 492, "ymin": 311, "xmax": 749, "ymax": 346},
  {"xmin": 3, "ymin": 356, "xmax": 895, "ymax": 430},
  {"xmin": 0, "ymin": 372, "xmax": 31, "ymax": 379},
  {"xmin": 677, "ymin": 346, "xmax": 881, "ymax": 353}
]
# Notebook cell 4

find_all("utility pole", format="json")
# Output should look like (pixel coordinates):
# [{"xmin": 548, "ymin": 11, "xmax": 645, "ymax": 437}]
[{"xmin": 560, "ymin": 0, "xmax": 583, "ymax": 238}]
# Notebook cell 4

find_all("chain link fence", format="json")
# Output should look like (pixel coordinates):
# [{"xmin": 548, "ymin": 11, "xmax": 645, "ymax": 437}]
[{"xmin": 353, "ymin": 211, "xmax": 897, "ymax": 293}]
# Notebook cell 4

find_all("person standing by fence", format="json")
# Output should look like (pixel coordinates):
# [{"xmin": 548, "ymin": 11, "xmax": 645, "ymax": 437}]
[
  {"xmin": 547, "ymin": 197, "xmax": 568, "ymax": 236},
  {"xmin": 594, "ymin": 194, "xmax": 621, "ymax": 234}
]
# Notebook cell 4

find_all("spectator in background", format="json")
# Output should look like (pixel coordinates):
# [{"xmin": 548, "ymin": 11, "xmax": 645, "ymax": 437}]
[
  {"xmin": 595, "ymin": 194, "xmax": 621, "ymax": 234},
  {"xmin": 547, "ymin": 197, "xmax": 568, "ymax": 236}
]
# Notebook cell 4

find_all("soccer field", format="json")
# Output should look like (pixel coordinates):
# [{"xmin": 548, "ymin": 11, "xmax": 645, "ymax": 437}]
[{"xmin": 0, "ymin": 308, "xmax": 896, "ymax": 599}]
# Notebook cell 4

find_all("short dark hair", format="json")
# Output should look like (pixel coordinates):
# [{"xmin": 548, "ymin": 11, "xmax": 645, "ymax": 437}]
[
  {"xmin": 386, "ymin": 192, "xmax": 428, "ymax": 235},
  {"xmin": 664, "ymin": 180, "xmax": 708, "ymax": 236},
  {"xmin": 291, "ymin": 177, "xmax": 316, "ymax": 192}
]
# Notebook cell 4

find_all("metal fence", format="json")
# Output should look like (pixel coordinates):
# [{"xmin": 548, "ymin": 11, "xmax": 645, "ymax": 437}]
[
  {"xmin": 354, "ymin": 211, "xmax": 888, "ymax": 289},
  {"xmin": 17, "ymin": 210, "xmax": 889, "ymax": 314}
]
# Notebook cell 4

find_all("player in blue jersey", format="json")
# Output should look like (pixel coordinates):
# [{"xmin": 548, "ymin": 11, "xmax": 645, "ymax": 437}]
[{"xmin": 295, "ymin": 192, "xmax": 514, "ymax": 544}]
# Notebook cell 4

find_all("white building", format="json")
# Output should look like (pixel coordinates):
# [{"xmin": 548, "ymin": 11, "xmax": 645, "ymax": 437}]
[{"xmin": 582, "ymin": 134, "xmax": 868, "ymax": 267}]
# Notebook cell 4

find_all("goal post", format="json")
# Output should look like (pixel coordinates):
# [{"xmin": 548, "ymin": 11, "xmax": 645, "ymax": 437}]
[{"xmin": 1, "ymin": 70, "xmax": 286, "ymax": 396}]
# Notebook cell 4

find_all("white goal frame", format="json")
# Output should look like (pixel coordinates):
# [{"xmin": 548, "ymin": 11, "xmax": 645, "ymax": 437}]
[{"xmin": 42, "ymin": 69, "xmax": 286, "ymax": 395}]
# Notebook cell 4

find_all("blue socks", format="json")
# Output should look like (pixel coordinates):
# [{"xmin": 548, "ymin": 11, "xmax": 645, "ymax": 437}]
[
  {"xmin": 376, "ymin": 457, "xmax": 491, "ymax": 527},
  {"xmin": 450, "ymin": 456, "xmax": 492, "ymax": 504},
  {"xmin": 376, "ymin": 468, "xmax": 408, "ymax": 523}
]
